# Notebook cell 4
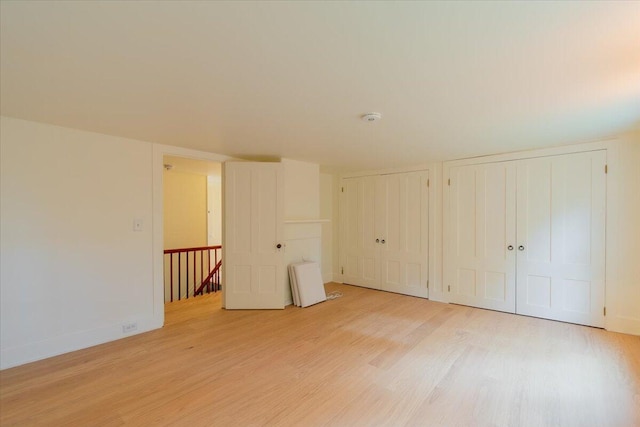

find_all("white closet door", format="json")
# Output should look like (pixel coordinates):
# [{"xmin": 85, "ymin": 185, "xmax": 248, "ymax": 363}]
[
  {"xmin": 379, "ymin": 171, "xmax": 429, "ymax": 298},
  {"xmin": 516, "ymin": 151, "xmax": 606, "ymax": 327},
  {"xmin": 340, "ymin": 177, "xmax": 363, "ymax": 286},
  {"xmin": 449, "ymin": 162, "xmax": 517, "ymax": 313},
  {"xmin": 360, "ymin": 176, "xmax": 381, "ymax": 289},
  {"xmin": 340, "ymin": 176, "xmax": 380, "ymax": 290}
]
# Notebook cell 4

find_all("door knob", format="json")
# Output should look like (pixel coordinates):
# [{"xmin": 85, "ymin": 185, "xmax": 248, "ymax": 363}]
[
  {"xmin": 381, "ymin": 239, "xmax": 386, "ymax": 244},
  {"xmin": 518, "ymin": 245, "xmax": 525, "ymax": 251},
  {"xmin": 276, "ymin": 243, "xmax": 282, "ymax": 249},
  {"xmin": 507, "ymin": 245, "xmax": 514, "ymax": 251},
  {"xmin": 376, "ymin": 239, "xmax": 380, "ymax": 243}
]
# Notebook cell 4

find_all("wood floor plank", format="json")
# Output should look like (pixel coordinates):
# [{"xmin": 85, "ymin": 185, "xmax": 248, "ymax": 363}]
[{"xmin": 1, "ymin": 283, "xmax": 639, "ymax": 426}]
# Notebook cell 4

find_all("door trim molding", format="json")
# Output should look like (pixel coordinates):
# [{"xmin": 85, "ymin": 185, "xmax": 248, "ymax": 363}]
[
  {"xmin": 443, "ymin": 139, "xmax": 615, "ymax": 169},
  {"xmin": 152, "ymin": 144, "xmax": 235, "ymax": 322}
]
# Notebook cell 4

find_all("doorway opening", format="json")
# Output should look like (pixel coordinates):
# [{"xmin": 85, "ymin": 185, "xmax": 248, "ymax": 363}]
[{"xmin": 162, "ymin": 155, "xmax": 223, "ymax": 306}]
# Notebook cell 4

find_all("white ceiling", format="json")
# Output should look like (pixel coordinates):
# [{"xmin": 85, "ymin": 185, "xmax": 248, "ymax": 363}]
[{"xmin": 1, "ymin": 1, "xmax": 639, "ymax": 172}]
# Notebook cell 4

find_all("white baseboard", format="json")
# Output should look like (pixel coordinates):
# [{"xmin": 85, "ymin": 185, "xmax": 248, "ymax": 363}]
[
  {"xmin": 607, "ymin": 315, "xmax": 640, "ymax": 336},
  {"xmin": 0, "ymin": 315, "xmax": 163, "ymax": 370}
]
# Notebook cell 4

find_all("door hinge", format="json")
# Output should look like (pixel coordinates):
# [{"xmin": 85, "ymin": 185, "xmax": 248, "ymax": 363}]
[
  {"xmin": 341, "ymin": 187, "xmax": 344, "ymax": 192},
  {"xmin": 341, "ymin": 266, "xmax": 344, "ymax": 274},
  {"xmin": 448, "ymin": 285, "xmax": 451, "ymax": 292},
  {"xmin": 448, "ymin": 178, "xmax": 451, "ymax": 186},
  {"xmin": 427, "ymin": 179, "xmax": 430, "ymax": 188},
  {"xmin": 426, "ymin": 280, "xmax": 429, "ymax": 289},
  {"xmin": 603, "ymin": 307, "xmax": 606, "ymax": 316},
  {"xmin": 605, "ymin": 165, "xmax": 608, "ymax": 174}
]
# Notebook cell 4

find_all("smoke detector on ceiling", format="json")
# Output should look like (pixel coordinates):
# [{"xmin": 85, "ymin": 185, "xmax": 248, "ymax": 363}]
[{"xmin": 361, "ymin": 112, "xmax": 382, "ymax": 122}]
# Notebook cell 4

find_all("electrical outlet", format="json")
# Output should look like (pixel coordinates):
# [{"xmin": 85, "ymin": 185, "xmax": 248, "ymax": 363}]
[{"xmin": 122, "ymin": 322, "xmax": 138, "ymax": 334}]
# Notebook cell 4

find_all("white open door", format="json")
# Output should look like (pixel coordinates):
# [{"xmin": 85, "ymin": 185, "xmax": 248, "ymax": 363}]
[{"xmin": 223, "ymin": 161, "xmax": 284, "ymax": 309}]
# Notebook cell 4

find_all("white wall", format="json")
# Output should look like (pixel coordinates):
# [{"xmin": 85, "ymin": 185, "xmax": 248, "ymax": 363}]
[
  {"xmin": 0, "ymin": 116, "xmax": 160, "ymax": 369},
  {"xmin": 282, "ymin": 159, "xmax": 322, "ymax": 305},
  {"xmin": 283, "ymin": 158, "xmax": 319, "ymax": 220},
  {"xmin": 207, "ymin": 176, "xmax": 222, "ymax": 246},
  {"xmin": 163, "ymin": 169, "xmax": 208, "ymax": 249},
  {"xmin": 606, "ymin": 132, "xmax": 640, "ymax": 335}
]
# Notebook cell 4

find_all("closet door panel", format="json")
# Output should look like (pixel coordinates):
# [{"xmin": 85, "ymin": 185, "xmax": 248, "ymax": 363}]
[
  {"xmin": 405, "ymin": 172, "xmax": 429, "ymax": 297},
  {"xmin": 380, "ymin": 171, "xmax": 429, "ymax": 298},
  {"xmin": 450, "ymin": 165, "xmax": 479, "ymax": 301},
  {"xmin": 516, "ymin": 151, "xmax": 606, "ymax": 326},
  {"xmin": 449, "ymin": 162, "xmax": 516, "ymax": 312},
  {"xmin": 360, "ymin": 176, "xmax": 381, "ymax": 289},
  {"xmin": 340, "ymin": 176, "xmax": 380, "ymax": 290},
  {"xmin": 380, "ymin": 174, "xmax": 401, "ymax": 287},
  {"xmin": 515, "ymin": 158, "xmax": 553, "ymax": 314},
  {"xmin": 340, "ymin": 178, "xmax": 363, "ymax": 287}
]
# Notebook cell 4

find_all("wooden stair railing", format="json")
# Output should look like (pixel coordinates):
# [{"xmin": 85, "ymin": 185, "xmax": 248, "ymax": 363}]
[
  {"xmin": 194, "ymin": 259, "xmax": 222, "ymax": 296},
  {"xmin": 164, "ymin": 245, "xmax": 222, "ymax": 302}
]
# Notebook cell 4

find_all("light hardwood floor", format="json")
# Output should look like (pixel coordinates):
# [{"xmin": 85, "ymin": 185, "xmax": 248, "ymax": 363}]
[{"xmin": 1, "ymin": 283, "xmax": 639, "ymax": 426}]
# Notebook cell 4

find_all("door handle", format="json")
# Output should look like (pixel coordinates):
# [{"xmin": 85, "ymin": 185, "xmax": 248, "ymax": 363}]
[
  {"xmin": 518, "ymin": 245, "xmax": 525, "ymax": 251},
  {"xmin": 376, "ymin": 239, "xmax": 380, "ymax": 243},
  {"xmin": 276, "ymin": 243, "xmax": 282, "ymax": 249},
  {"xmin": 507, "ymin": 245, "xmax": 514, "ymax": 251},
  {"xmin": 381, "ymin": 239, "xmax": 385, "ymax": 244}
]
